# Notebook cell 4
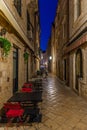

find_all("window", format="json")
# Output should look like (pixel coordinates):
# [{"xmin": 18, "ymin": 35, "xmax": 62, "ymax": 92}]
[
  {"xmin": 76, "ymin": 49, "xmax": 83, "ymax": 77},
  {"xmin": 27, "ymin": 11, "xmax": 30, "ymax": 30},
  {"xmin": 27, "ymin": 11, "xmax": 34, "ymax": 40},
  {"xmin": 64, "ymin": 59, "xmax": 66, "ymax": 80},
  {"xmin": 14, "ymin": 0, "xmax": 21, "ymax": 16},
  {"xmin": 74, "ymin": 0, "xmax": 81, "ymax": 21},
  {"xmin": 75, "ymin": 49, "xmax": 83, "ymax": 90}
]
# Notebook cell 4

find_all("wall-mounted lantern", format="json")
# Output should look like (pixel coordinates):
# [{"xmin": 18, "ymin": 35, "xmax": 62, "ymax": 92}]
[{"xmin": 49, "ymin": 56, "xmax": 52, "ymax": 60}]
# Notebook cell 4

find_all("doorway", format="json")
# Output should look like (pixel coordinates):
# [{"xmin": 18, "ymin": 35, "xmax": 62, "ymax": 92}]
[
  {"xmin": 26, "ymin": 61, "xmax": 28, "ymax": 82},
  {"xmin": 13, "ymin": 47, "xmax": 18, "ymax": 93},
  {"xmin": 75, "ymin": 49, "xmax": 83, "ymax": 90},
  {"xmin": 64, "ymin": 59, "xmax": 66, "ymax": 81}
]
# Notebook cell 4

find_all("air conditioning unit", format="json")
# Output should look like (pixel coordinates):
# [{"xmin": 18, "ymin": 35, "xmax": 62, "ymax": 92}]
[{"xmin": 27, "ymin": 30, "xmax": 33, "ymax": 39}]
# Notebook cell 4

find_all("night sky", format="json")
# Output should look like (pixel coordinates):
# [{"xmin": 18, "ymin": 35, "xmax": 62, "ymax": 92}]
[{"xmin": 38, "ymin": 0, "xmax": 58, "ymax": 51}]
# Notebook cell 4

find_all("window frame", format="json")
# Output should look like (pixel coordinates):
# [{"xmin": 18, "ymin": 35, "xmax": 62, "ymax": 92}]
[{"xmin": 14, "ymin": 0, "xmax": 22, "ymax": 16}]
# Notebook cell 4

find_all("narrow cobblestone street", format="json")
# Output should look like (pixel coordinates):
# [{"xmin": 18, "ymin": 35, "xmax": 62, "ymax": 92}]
[
  {"xmin": 1, "ymin": 74, "xmax": 87, "ymax": 130},
  {"xmin": 41, "ymin": 75, "xmax": 87, "ymax": 130}
]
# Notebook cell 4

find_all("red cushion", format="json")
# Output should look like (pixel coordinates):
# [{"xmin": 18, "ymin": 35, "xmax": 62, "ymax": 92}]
[
  {"xmin": 4, "ymin": 103, "xmax": 21, "ymax": 110},
  {"xmin": 6, "ymin": 109, "xmax": 24, "ymax": 118},
  {"xmin": 21, "ymin": 87, "xmax": 32, "ymax": 92}
]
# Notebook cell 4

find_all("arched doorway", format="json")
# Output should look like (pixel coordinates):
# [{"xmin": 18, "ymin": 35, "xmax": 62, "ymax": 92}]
[{"xmin": 75, "ymin": 49, "xmax": 83, "ymax": 91}]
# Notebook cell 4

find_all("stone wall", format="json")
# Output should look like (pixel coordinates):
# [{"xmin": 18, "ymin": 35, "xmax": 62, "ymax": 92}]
[
  {"xmin": 68, "ymin": 0, "xmax": 87, "ymax": 97},
  {"xmin": 69, "ymin": 0, "xmax": 87, "ymax": 41},
  {"xmin": 0, "ymin": 0, "xmax": 40, "ymax": 109},
  {"xmin": 54, "ymin": 0, "xmax": 69, "ymax": 80},
  {"xmin": 0, "ymin": 33, "xmax": 26, "ymax": 109},
  {"xmin": 4, "ymin": 0, "xmax": 27, "ymax": 35}
]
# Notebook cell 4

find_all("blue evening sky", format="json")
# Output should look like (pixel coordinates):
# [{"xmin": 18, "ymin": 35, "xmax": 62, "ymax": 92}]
[{"xmin": 38, "ymin": 0, "xmax": 58, "ymax": 51}]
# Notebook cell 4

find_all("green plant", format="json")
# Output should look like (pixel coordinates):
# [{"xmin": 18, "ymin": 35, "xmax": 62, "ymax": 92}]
[
  {"xmin": 0, "ymin": 37, "xmax": 11, "ymax": 57},
  {"xmin": 23, "ymin": 52, "xmax": 29, "ymax": 62}
]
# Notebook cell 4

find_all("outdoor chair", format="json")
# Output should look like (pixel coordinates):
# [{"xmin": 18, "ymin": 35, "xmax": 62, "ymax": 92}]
[
  {"xmin": 0, "ymin": 103, "xmax": 24, "ymax": 125},
  {"xmin": 0, "ymin": 108, "xmax": 8, "ymax": 123},
  {"xmin": 21, "ymin": 87, "xmax": 33, "ymax": 92},
  {"xmin": 3, "ymin": 102, "xmax": 21, "ymax": 112},
  {"xmin": 22, "ymin": 107, "xmax": 42, "ymax": 123},
  {"xmin": 29, "ymin": 113, "xmax": 42, "ymax": 123},
  {"xmin": 23, "ymin": 83, "xmax": 33, "ymax": 87}
]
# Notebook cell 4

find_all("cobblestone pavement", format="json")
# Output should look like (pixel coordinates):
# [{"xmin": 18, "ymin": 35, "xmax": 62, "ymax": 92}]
[{"xmin": 1, "ymin": 75, "xmax": 87, "ymax": 130}]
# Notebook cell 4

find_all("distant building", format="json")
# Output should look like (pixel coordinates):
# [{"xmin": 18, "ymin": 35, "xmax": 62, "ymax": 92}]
[
  {"xmin": 66, "ymin": 0, "xmax": 87, "ymax": 97},
  {"xmin": 40, "ymin": 50, "xmax": 48, "ymax": 70},
  {"xmin": 47, "ymin": 38, "xmax": 52, "ymax": 72},
  {"xmin": 51, "ymin": 23, "xmax": 56, "ymax": 75},
  {"xmin": 53, "ymin": 0, "xmax": 69, "ymax": 81}
]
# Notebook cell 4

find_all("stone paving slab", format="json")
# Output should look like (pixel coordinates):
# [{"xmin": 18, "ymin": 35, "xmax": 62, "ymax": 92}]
[{"xmin": 0, "ymin": 75, "xmax": 87, "ymax": 129}]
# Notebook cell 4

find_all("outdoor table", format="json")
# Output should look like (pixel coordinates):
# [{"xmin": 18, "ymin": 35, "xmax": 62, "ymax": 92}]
[
  {"xmin": 29, "ymin": 77, "xmax": 43, "ymax": 82},
  {"xmin": 33, "ymin": 86, "xmax": 43, "ymax": 92},
  {"xmin": 7, "ymin": 91, "xmax": 42, "ymax": 103},
  {"xmin": 34, "ymin": 88, "xmax": 43, "ymax": 92}
]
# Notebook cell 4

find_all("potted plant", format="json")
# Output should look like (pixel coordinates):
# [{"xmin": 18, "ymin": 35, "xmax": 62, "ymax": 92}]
[
  {"xmin": 0, "ymin": 37, "xmax": 11, "ymax": 57},
  {"xmin": 23, "ymin": 51, "xmax": 29, "ymax": 63}
]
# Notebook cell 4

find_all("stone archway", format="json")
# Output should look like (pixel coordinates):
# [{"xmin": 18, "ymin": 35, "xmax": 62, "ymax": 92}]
[{"xmin": 75, "ymin": 49, "xmax": 83, "ymax": 91}]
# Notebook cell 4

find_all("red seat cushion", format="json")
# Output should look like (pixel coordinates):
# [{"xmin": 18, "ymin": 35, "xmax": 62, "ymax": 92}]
[
  {"xmin": 6, "ymin": 109, "xmax": 24, "ymax": 118},
  {"xmin": 21, "ymin": 87, "xmax": 32, "ymax": 92},
  {"xmin": 4, "ymin": 103, "xmax": 21, "ymax": 110}
]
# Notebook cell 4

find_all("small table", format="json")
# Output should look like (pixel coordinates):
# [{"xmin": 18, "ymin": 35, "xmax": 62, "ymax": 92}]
[
  {"xmin": 29, "ymin": 77, "xmax": 43, "ymax": 82},
  {"xmin": 8, "ymin": 91, "xmax": 42, "ymax": 103}
]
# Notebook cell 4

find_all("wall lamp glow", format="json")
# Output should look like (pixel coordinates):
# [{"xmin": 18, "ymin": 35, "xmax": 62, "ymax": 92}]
[{"xmin": 49, "ymin": 56, "xmax": 52, "ymax": 60}]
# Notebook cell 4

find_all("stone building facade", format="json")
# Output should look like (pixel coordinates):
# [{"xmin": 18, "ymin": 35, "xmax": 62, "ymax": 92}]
[
  {"xmin": 47, "ymin": 38, "xmax": 52, "ymax": 73},
  {"xmin": 50, "ymin": 23, "xmax": 57, "ymax": 75},
  {"xmin": 0, "ymin": 0, "xmax": 40, "ymax": 108},
  {"xmin": 66, "ymin": 0, "xmax": 87, "ymax": 97},
  {"xmin": 51, "ymin": 0, "xmax": 87, "ymax": 98},
  {"xmin": 53, "ymin": 0, "xmax": 69, "ymax": 81}
]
